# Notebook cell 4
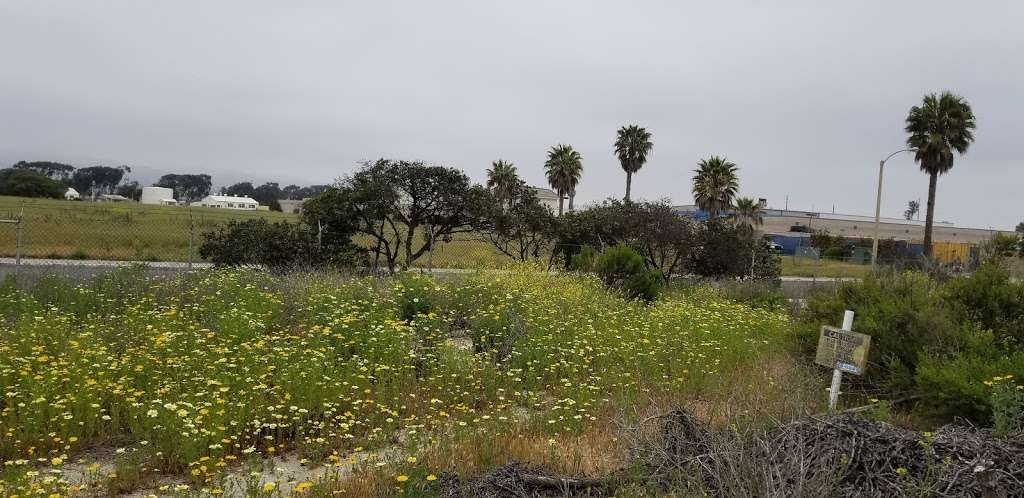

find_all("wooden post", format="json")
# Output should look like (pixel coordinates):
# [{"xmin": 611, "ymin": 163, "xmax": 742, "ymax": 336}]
[{"xmin": 828, "ymin": 310, "xmax": 855, "ymax": 410}]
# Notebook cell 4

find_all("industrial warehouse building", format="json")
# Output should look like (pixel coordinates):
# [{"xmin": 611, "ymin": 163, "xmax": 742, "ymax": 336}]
[
  {"xmin": 673, "ymin": 204, "xmax": 1016, "ymax": 264},
  {"xmin": 140, "ymin": 186, "xmax": 177, "ymax": 206}
]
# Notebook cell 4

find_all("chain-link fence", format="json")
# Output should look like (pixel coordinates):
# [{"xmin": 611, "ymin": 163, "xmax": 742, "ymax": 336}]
[
  {"xmin": 0, "ymin": 199, "xmax": 524, "ymax": 270},
  {"xmin": 0, "ymin": 197, "xmax": 982, "ymax": 277}
]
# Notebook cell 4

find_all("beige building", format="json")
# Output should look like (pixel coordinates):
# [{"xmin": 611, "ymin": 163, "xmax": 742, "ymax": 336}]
[
  {"xmin": 674, "ymin": 205, "xmax": 1014, "ymax": 244},
  {"xmin": 531, "ymin": 187, "xmax": 560, "ymax": 213}
]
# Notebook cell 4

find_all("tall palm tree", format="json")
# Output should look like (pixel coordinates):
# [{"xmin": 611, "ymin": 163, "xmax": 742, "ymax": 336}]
[
  {"xmin": 692, "ymin": 156, "xmax": 738, "ymax": 218},
  {"xmin": 733, "ymin": 197, "xmax": 763, "ymax": 231},
  {"xmin": 544, "ymin": 144, "xmax": 583, "ymax": 215},
  {"xmin": 905, "ymin": 91, "xmax": 976, "ymax": 259},
  {"xmin": 614, "ymin": 125, "xmax": 653, "ymax": 202},
  {"xmin": 486, "ymin": 160, "xmax": 519, "ymax": 207}
]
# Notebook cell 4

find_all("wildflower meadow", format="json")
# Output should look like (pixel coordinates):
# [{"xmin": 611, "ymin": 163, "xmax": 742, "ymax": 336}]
[{"xmin": 0, "ymin": 266, "xmax": 798, "ymax": 497}]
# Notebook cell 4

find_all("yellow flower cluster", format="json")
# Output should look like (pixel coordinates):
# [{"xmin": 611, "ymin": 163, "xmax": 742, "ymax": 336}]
[{"xmin": 0, "ymin": 267, "xmax": 785, "ymax": 495}]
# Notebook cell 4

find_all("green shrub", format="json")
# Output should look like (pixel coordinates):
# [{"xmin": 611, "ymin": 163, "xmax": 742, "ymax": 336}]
[
  {"xmin": 200, "ymin": 218, "xmax": 364, "ymax": 269},
  {"xmin": 795, "ymin": 271, "xmax": 969, "ymax": 390},
  {"xmin": 569, "ymin": 245, "xmax": 598, "ymax": 272},
  {"xmin": 991, "ymin": 379, "xmax": 1024, "ymax": 436},
  {"xmin": 594, "ymin": 244, "xmax": 662, "ymax": 302},
  {"xmin": 822, "ymin": 246, "xmax": 848, "ymax": 260},
  {"xmin": 915, "ymin": 330, "xmax": 1024, "ymax": 424},
  {"xmin": 941, "ymin": 263, "xmax": 1024, "ymax": 346}
]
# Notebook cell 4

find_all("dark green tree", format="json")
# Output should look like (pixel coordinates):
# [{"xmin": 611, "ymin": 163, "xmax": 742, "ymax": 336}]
[
  {"xmin": 0, "ymin": 168, "xmax": 66, "ymax": 198},
  {"xmin": 12, "ymin": 161, "xmax": 75, "ymax": 182},
  {"xmin": 303, "ymin": 160, "xmax": 489, "ymax": 273},
  {"xmin": 478, "ymin": 182, "xmax": 557, "ymax": 261},
  {"xmin": 905, "ymin": 91, "xmax": 976, "ymax": 259},
  {"xmin": 614, "ymin": 125, "xmax": 653, "ymax": 202},
  {"xmin": 692, "ymin": 156, "xmax": 738, "ymax": 218},
  {"xmin": 70, "ymin": 165, "xmax": 129, "ymax": 197},
  {"xmin": 155, "ymin": 173, "xmax": 213, "ymax": 203},
  {"xmin": 544, "ymin": 144, "xmax": 583, "ymax": 215}
]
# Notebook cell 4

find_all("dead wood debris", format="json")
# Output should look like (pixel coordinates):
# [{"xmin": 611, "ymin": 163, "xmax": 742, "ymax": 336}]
[
  {"xmin": 642, "ymin": 409, "xmax": 1024, "ymax": 497},
  {"xmin": 445, "ymin": 410, "xmax": 1024, "ymax": 497}
]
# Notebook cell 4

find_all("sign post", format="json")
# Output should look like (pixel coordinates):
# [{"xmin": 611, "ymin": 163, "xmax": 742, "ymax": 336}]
[{"xmin": 815, "ymin": 310, "xmax": 871, "ymax": 411}]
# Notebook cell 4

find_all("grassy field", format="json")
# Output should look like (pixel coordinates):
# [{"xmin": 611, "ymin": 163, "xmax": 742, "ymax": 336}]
[
  {"xmin": 780, "ymin": 255, "xmax": 872, "ymax": 279},
  {"xmin": 0, "ymin": 196, "xmax": 296, "ymax": 262},
  {"xmin": 0, "ymin": 195, "xmax": 873, "ymax": 277},
  {"xmin": 0, "ymin": 267, "xmax": 814, "ymax": 497}
]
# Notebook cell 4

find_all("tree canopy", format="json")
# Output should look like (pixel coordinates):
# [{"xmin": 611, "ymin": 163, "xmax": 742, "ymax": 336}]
[
  {"xmin": 0, "ymin": 168, "xmax": 67, "ymax": 198},
  {"xmin": 70, "ymin": 166, "xmax": 129, "ymax": 197},
  {"xmin": 614, "ymin": 125, "xmax": 653, "ymax": 202},
  {"xmin": 692, "ymin": 156, "xmax": 738, "ymax": 218},
  {"xmin": 544, "ymin": 144, "xmax": 583, "ymax": 215},
  {"xmin": 303, "ymin": 159, "xmax": 489, "ymax": 273},
  {"xmin": 12, "ymin": 161, "xmax": 75, "ymax": 182},
  {"xmin": 155, "ymin": 174, "xmax": 213, "ymax": 203}
]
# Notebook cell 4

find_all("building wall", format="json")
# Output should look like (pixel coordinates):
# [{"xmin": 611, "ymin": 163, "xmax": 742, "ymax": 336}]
[{"xmin": 761, "ymin": 214, "xmax": 1009, "ymax": 245}]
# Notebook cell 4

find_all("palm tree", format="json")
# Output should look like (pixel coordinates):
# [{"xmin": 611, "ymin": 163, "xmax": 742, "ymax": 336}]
[
  {"xmin": 905, "ymin": 91, "xmax": 976, "ymax": 259},
  {"xmin": 614, "ymin": 125, "xmax": 653, "ymax": 202},
  {"xmin": 486, "ymin": 160, "xmax": 520, "ymax": 207},
  {"xmin": 544, "ymin": 144, "xmax": 583, "ymax": 215},
  {"xmin": 691, "ymin": 156, "xmax": 738, "ymax": 218},
  {"xmin": 733, "ymin": 197, "xmax": 763, "ymax": 231}
]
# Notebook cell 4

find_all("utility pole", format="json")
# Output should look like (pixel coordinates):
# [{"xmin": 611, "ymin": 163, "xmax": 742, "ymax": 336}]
[{"xmin": 872, "ymin": 149, "xmax": 914, "ymax": 269}]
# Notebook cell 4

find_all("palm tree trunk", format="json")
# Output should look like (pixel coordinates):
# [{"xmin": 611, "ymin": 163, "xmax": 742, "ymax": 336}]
[
  {"xmin": 558, "ymin": 194, "xmax": 564, "ymax": 216},
  {"xmin": 625, "ymin": 171, "xmax": 632, "ymax": 202},
  {"xmin": 568, "ymin": 193, "xmax": 575, "ymax": 212},
  {"xmin": 923, "ymin": 171, "xmax": 938, "ymax": 259}
]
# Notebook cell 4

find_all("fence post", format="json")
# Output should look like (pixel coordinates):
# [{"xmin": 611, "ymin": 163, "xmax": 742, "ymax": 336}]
[
  {"xmin": 828, "ymin": 310, "xmax": 856, "ymax": 411},
  {"xmin": 15, "ymin": 210, "xmax": 24, "ymax": 266},
  {"xmin": 427, "ymin": 224, "xmax": 434, "ymax": 273},
  {"xmin": 187, "ymin": 207, "xmax": 194, "ymax": 270}
]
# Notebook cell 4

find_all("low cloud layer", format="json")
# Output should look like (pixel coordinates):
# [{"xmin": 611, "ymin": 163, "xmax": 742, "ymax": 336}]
[{"xmin": 2, "ymin": 0, "xmax": 1020, "ymax": 228}]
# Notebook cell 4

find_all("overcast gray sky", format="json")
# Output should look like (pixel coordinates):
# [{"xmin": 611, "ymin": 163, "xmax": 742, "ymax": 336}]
[{"xmin": 1, "ymin": 1, "xmax": 1021, "ymax": 229}]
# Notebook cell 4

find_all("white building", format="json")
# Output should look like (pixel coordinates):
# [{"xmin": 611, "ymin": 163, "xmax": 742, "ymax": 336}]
[
  {"xmin": 196, "ymin": 194, "xmax": 259, "ymax": 210},
  {"xmin": 64, "ymin": 187, "xmax": 80, "ymax": 201},
  {"xmin": 140, "ymin": 186, "xmax": 177, "ymax": 206},
  {"xmin": 531, "ymin": 187, "xmax": 560, "ymax": 213}
]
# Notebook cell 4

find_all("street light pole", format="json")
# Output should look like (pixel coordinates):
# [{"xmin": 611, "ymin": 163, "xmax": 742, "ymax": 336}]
[{"xmin": 872, "ymin": 148, "xmax": 915, "ymax": 268}]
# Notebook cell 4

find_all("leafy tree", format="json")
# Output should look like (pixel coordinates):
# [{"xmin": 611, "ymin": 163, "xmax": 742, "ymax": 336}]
[
  {"xmin": 1016, "ymin": 222, "xmax": 1024, "ymax": 234},
  {"xmin": 486, "ymin": 160, "xmax": 519, "ymax": 208},
  {"xmin": 552, "ymin": 200, "xmax": 696, "ymax": 280},
  {"xmin": 222, "ymin": 181, "xmax": 256, "ymax": 197},
  {"xmin": 12, "ymin": 161, "xmax": 75, "ymax": 182},
  {"xmin": 0, "ymin": 168, "xmax": 66, "ymax": 198},
  {"xmin": 904, "ymin": 200, "xmax": 920, "ymax": 221},
  {"xmin": 689, "ymin": 219, "xmax": 779, "ymax": 280},
  {"xmin": 115, "ymin": 181, "xmax": 143, "ymax": 201},
  {"xmin": 905, "ymin": 91, "xmax": 976, "ymax": 259},
  {"xmin": 614, "ymin": 125, "xmax": 653, "ymax": 202},
  {"xmin": 692, "ymin": 156, "xmax": 738, "ymax": 218},
  {"xmin": 478, "ymin": 182, "xmax": 557, "ymax": 262},
  {"xmin": 281, "ymin": 184, "xmax": 328, "ymax": 200},
  {"xmin": 253, "ymin": 182, "xmax": 282, "ymax": 211},
  {"xmin": 155, "ymin": 174, "xmax": 213, "ymax": 203},
  {"xmin": 303, "ymin": 159, "xmax": 489, "ymax": 273},
  {"xmin": 733, "ymin": 197, "xmax": 763, "ymax": 231},
  {"xmin": 544, "ymin": 144, "xmax": 583, "ymax": 215},
  {"xmin": 70, "ymin": 166, "xmax": 129, "ymax": 197}
]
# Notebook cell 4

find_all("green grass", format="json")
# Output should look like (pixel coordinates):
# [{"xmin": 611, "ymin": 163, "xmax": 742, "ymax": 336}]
[
  {"xmin": 780, "ymin": 255, "xmax": 871, "ymax": 279},
  {"xmin": 0, "ymin": 195, "xmax": 867, "ymax": 278},
  {"xmin": 0, "ymin": 195, "xmax": 296, "ymax": 261},
  {"xmin": 0, "ymin": 266, "xmax": 804, "ymax": 496}
]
